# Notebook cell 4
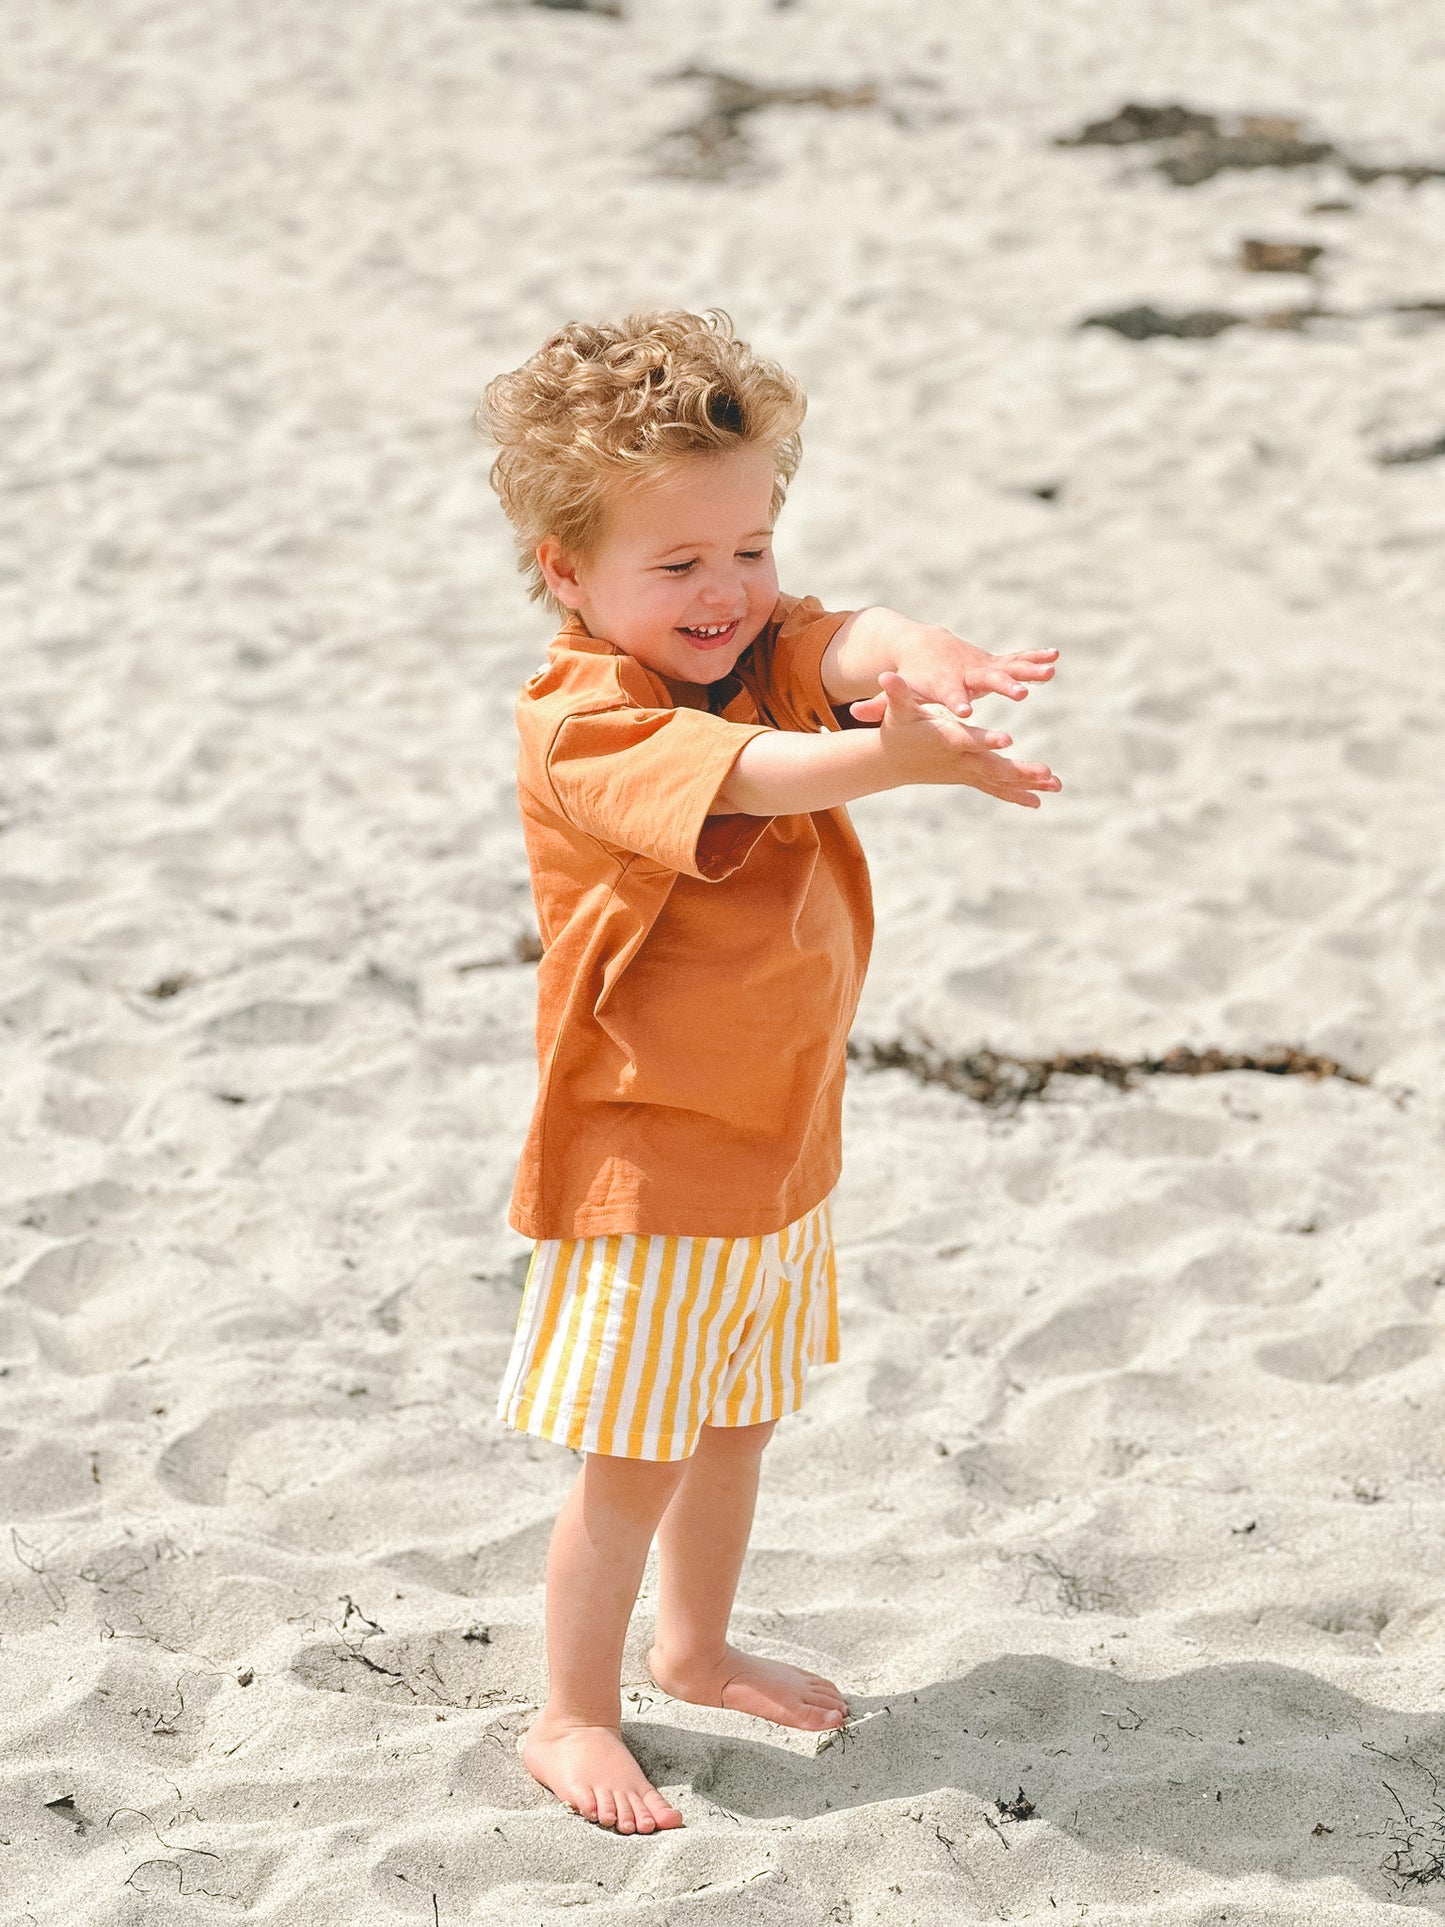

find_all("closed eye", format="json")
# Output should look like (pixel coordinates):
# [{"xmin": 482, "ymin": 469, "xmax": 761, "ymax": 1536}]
[{"xmin": 660, "ymin": 560, "xmax": 696, "ymax": 575}]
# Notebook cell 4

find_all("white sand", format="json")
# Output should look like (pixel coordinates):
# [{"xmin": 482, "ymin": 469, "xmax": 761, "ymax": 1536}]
[{"xmin": 3, "ymin": 0, "xmax": 1444, "ymax": 1920}]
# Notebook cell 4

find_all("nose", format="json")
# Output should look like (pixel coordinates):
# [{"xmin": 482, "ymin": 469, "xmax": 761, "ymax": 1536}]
[{"xmin": 695, "ymin": 566, "xmax": 746, "ymax": 614}]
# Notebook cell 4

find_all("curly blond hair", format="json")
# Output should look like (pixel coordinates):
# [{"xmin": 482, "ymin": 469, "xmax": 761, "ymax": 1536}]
[{"xmin": 475, "ymin": 309, "xmax": 807, "ymax": 609}]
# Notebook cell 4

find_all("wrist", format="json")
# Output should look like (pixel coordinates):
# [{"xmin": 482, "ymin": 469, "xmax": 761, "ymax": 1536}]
[{"xmin": 822, "ymin": 606, "xmax": 923, "ymax": 705}]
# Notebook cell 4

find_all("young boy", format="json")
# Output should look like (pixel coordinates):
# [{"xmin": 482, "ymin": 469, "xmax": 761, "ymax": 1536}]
[{"xmin": 477, "ymin": 310, "xmax": 1059, "ymax": 1836}]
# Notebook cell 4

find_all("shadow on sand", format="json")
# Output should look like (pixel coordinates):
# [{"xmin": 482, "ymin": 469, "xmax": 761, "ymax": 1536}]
[{"xmin": 627, "ymin": 1655, "xmax": 1445, "ymax": 1905}]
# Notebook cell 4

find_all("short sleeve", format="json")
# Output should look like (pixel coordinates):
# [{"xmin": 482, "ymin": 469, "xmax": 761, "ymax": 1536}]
[
  {"xmin": 745, "ymin": 594, "xmax": 855, "ymax": 733},
  {"xmin": 545, "ymin": 704, "xmax": 773, "ymax": 880}
]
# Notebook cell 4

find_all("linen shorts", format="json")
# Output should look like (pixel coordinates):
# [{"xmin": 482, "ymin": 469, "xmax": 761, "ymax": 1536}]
[{"xmin": 496, "ymin": 1197, "xmax": 839, "ymax": 1461}]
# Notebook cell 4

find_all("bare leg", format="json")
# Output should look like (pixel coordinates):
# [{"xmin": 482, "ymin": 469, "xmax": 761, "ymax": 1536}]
[
  {"xmin": 521, "ymin": 1452, "xmax": 688, "ymax": 1833},
  {"xmin": 647, "ymin": 1421, "xmax": 848, "ymax": 1730}
]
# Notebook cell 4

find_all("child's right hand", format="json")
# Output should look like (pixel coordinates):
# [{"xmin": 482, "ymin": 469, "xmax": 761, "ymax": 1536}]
[{"xmin": 863, "ymin": 670, "xmax": 1062, "ymax": 808}]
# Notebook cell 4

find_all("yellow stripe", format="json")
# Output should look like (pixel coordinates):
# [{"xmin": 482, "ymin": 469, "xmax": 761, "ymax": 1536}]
[
  {"xmin": 508, "ymin": 1239, "xmax": 575, "ymax": 1431},
  {"xmin": 594, "ymin": 1233, "xmax": 660, "ymax": 1458},
  {"xmin": 784, "ymin": 1209, "xmax": 817, "ymax": 1409},
  {"xmin": 652, "ymin": 1237, "xmax": 720, "ymax": 1454},
  {"xmin": 688, "ymin": 1232, "xmax": 744, "ymax": 1438},
  {"xmin": 539, "ymin": 1234, "xmax": 613, "ymax": 1439},
  {"xmin": 624, "ymin": 1235, "xmax": 687, "ymax": 1459},
  {"xmin": 766, "ymin": 1227, "xmax": 793, "ymax": 1422},
  {"xmin": 565, "ymin": 1233, "xmax": 630, "ymax": 1451},
  {"xmin": 707, "ymin": 1237, "xmax": 765, "ymax": 1431},
  {"xmin": 820, "ymin": 1211, "xmax": 840, "ymax": 1360}
]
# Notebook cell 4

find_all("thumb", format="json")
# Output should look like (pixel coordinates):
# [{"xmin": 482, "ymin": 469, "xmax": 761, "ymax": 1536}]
[{"xmin": 877, "ymin": 669, "xmax": 924, "ymax": 717}]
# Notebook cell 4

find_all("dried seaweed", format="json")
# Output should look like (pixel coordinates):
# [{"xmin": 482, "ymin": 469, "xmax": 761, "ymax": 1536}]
[
  {"xmin": 1055, "ymin": 100, "xmax": 1445, "ymax": 188},
  {"xmin": 1379, "ymin": 430, "xmax": 1445, "ymax": 467},
  {"xmin": 655, "ymin": 66, "xmax": 878, "ymax": 180},
  {"xmin": 1082, "ymin": 305, "xmax": 1246, "ymax": 340},
  {"xmin": 846, "ymin": 1035, "xmax": 1368, "ymax": 1109},
  {"xmin": 1381, "ymin": 1776, "xmax": 1445, "ymax": 1890},
  {"xmin": 1240, "ymin": 238, "xmax": 1325, "ymax": 274},
  {"xmin": 530, "ymin": 0, "xmax": 622, "ymax": 15},
  {"xmin": 1081, "ymin": 299, "xmax": 1444, "ymax": 340}
]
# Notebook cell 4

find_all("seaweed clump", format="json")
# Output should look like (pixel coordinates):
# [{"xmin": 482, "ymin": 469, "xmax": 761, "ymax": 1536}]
[
  {"xmin": 1055, "ymin": 101, "xmax": 1445, "ymax": 188},
  {"xmin": 846, "ymin": 1036, "xmax": 1368, "ymax": 1109},
  {"xmin": 655, "ymin": 66, "xmax": 879, "ymax": 180}
]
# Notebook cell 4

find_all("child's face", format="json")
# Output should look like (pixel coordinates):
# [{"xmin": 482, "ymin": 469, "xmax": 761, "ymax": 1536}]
[{"xmin": 539, "ymin": 445, "xmax": 781, "ymax": 687}]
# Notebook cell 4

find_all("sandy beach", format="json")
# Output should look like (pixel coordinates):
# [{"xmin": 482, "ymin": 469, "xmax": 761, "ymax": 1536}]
[{"xmin": 3, "ymin": 0, "xmax": 1445, "ymax": 1919}]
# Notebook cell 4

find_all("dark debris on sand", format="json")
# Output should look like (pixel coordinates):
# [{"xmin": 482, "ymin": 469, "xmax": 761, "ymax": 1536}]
[
  {"xmin": 1055, "ymin": 101, "xmax": 1445, "ymax": 188},
  {"xmin": 654, "ymin": 66, "xmax": 879, "ymax": 180},
  {"xmin": 529, "ymin": 0, "xmax": 623, "ymax": 15},
  {"xmin": 1081, "ymin": 299, "xmax": 1445, "ymax": 341},
  {"xmin": 1381, "ymin": 1767, "xmax": 1445, "ymax": 1891},
  {"xmin": 1240, "ymin": 238, "xmax": 1325, "ymax": 274},
  {"xmin": 996, "ymin": 1787, "xmax": 1037, "ymax": 1822},
  {"xmin": 846, "ymin": 1036, "xmax": 1369, "ymax": 1109},
  {"xmin": 1083, "ymin": 305, "xmax": 1247, "ymax": 341},
  {"xmin": 1379, "ymin": 430, "xmax": 1445, "ymax": 466}
]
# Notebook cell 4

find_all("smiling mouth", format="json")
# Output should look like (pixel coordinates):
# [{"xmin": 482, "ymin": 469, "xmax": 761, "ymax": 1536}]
[{"xmin": 677, "ymin": 620, "xmax": 740, "ymax": 649}]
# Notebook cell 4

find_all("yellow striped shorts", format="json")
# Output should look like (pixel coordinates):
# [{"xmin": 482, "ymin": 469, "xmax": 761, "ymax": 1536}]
[{"xmin": 496, "ymin": 1198, "xmax": 839, "ymax": 1461}]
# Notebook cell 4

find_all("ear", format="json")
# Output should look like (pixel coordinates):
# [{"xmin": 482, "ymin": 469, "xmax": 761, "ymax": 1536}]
[{"xmin": 536, "ymin": 535, "xmax": 586, "ymax": 611}]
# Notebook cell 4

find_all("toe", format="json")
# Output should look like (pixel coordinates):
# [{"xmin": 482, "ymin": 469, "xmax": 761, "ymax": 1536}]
[
  {"xmin": 625, "ymin": 1791, "xmax": 654, "ymax": 1834},
  {"xmin": 593, "ymin": 1788, "xmax": 618, "ymax": 1830},
  {"xmin": 646, "ymin": 1788, "xmax": 684, "ymax": 1829}
]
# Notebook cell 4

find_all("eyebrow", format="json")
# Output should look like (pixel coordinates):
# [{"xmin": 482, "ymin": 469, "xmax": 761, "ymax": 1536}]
[{"xmin": 652, "ymin": 530, "xmax": 774, "ymax": 557}]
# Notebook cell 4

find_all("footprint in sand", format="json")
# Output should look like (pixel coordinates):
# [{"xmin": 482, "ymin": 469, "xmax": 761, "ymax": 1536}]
[
  {"xmin": 8, "ymin": 1238, "xmax": 127, "ymax": 1315},
  {"xmin": 1255, "ymin": 1323, "xmax": 1434, "ymax": 1385},
  {"xmin": 202, "ymin": 1001, "xmax": 336, "ymax": 1048},
  {"xmin": 12, "ymin": 1181, "xmax": 143, "ymax": 1238},
  {"xmin": 377, "ymin": 1518, "xmax": 556, "ymax": 1598},
  {"xmin": 1176, "ymin": 1238, "xmax": 1317, "ymax": 1306},
  {"xmin": 290, "ymin": 1622, "xmax": 535, "ymax": 1711},
  {"xmin": 156, "ymin": 1404, "xmax": 321, "ymax": 1506},
  {"xmin": 1005, "ymin": 1280, "xmax": 1154, "ymax": 1377},
  {"xmin": 0, "ymin": 1432, "xmax": 104, "ymax": 1517}
]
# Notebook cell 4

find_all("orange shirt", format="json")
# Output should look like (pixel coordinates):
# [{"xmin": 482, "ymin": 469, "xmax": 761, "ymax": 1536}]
[{"xmin": 510, "ymin": 592, "xmax": 874, "ymax": 1240}]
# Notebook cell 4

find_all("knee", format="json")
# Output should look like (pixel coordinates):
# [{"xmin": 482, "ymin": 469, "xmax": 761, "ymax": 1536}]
[
  {"xmin": 699, "ymin": 1419, "xmax": 776, "ymax": 1457},
  {"xmin": 582, "ymin": 1451, "xmax": 687, "ymax": 1525}
]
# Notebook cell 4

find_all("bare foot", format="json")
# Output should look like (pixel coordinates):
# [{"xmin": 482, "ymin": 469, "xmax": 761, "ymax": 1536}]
[
  {"xmin": 648, "ymin": 1644, "xmax": 849, "ymax": 1730},
  {"xmin": 520, "ymin": 1717, "xmax": 684, "ymax": 1834}
]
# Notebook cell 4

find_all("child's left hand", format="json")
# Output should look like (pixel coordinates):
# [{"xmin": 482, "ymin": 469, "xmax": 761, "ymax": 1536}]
[{"xmin": 848, "ymin": 623, "xmax": 1057, "ymax": 723}]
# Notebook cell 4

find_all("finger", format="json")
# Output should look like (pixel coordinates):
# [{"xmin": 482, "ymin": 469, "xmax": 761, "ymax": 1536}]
[
  {"xmin": 878, "ymin": 669, "xmax": 926, "ymax": 716},
  {"xmin": 943, "ymin": 717, "xmax": 1012, "ymax": 751},
  {"xmin": 978, "ymin": 669, "xmax": 1031, "ymax": 700},
  {"xmin": 848, "ymin": 693, "xmax": 887, "ymax": 723},
  {"xmin": 968, "ymin": 753, "xmax": 1060, "ymax": 791}
]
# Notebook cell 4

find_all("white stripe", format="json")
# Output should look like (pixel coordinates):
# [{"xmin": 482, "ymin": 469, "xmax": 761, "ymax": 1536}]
[
  {"xmin": 693, "ymin": 1237, "xmax": 749, "ymax": 1432},
  {"xmin": 739, "ymin": 1236, "xmax": 782, "ymax": 1427},
  {"xmin": 551, "ymin": 1237, "xmax": 626, "ymax": 1441},
  {"xmin": 603, "ymin": 1231, "xmax": 670, "ymax": 1455},
  {"xmin": 497, "ymin": 1240, "xmax": 560, "ymax": 1423},
  {"xmin": 576, "ymin": 1233, "xmax": 636, "ymax": 1453},
  {"xmin": 806, "ymin": 1204, "xmax": 832, "ymax": 1362},
  {"xmin": 778, "ymin": 1206, "xmax": 820, "ymax": 1411},
  {"xmin": 674, "ymin": 1235, "xmax": 746, "ymax": 1449},
  {"xmin": 526, "ymin": 1238, "xmax": 590, "ymax": 1434},
  {"xmin": 639, "ymin": 1236, "xmax": 716, "ymax": 1459}
]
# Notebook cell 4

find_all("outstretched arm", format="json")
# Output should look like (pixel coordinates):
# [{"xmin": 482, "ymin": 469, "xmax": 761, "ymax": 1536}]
[
  {"xmin": 713, "ymin": 672, "xmax": 1061, "ymax": 816},
  {"xmin": 820, "ymin": 606, "xmax": 1058, "ymax": 717}
]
